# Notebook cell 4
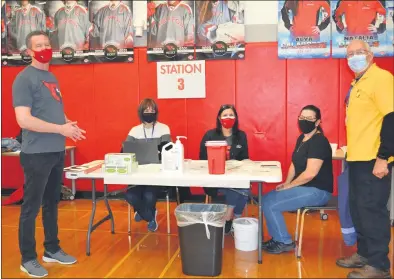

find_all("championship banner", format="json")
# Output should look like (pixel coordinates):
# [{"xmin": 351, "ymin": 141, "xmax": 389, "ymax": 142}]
[
  {"xmin": 195, "ymin": 1, "xmax": 245, "ymax": 60},
  {"xmin": 278, "ymin": 0, "xmax": 331, "ymax": 59},
  {"xmin": 386, "ymin": 0, "xmax": 394, "ymax": 56},
  {"xmin": 88, "ymin": 0, "xmax": 134, "ymax": 63},
  {"xmin": 147, "ymin": 0, "xmax": 195, "ymax": 62},
  {"xmin": 1, "ymin": 0, "xmax": 7, "ymax": 66},
  {"xmin": 5, "ymin": 0, "xmax": 47, "ymax": 66},
  {"xmin": 332, "ymin": 0, "xmax": 389, "ymax": 58},
  {"xmin": 47, "ymin": 1, "xmax": 91, "ymax": 65}
]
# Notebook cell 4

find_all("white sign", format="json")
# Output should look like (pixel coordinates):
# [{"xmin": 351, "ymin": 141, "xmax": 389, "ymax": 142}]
[{"xmin": 157, "ymin": 60, "xmax": 206, "ymax": 99}]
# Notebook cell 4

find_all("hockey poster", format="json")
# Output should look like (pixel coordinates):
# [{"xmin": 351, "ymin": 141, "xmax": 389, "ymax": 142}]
[
  {"xmin": 5, "ymin": 0, "xmax": 47, "ymax": 66},
  {"xmin": 1, "ymin": 0, "xmax": 7, "ymax": 66},
  {"xmin": 386, "ymin": 0, "xmax": 393, "ymax": 56},
  {"xmin": 46, "ymin": 1, "xmax": 91, "ymax": 65},
  {"xmin": 332, "ymin": 0, "xmax": 389, "ymax": 58},
  {"xmin": 147, "ymin": 1, "xmax": 195, "ymax": 62},
  {"xmin": 277, "ymin": 0, "xmax": 331, "ymax": 59},
  {"xmin": 195, "ymin": 1, "xmax": 245, "ymax": 60},
  {"xmin": 88, "ymin": 0, "xmax": 134, "ymax": 63}
]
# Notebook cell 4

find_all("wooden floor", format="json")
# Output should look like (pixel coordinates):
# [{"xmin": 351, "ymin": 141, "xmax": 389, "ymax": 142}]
[{"xmin": 1, "ymin": 199, "xmax": 393, "ymax": 278}]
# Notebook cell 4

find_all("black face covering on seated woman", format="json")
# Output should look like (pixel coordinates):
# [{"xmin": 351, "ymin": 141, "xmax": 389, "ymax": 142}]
[{"xmin": 142, "ymin": 112, "xmax": 157, "ymax": 123}]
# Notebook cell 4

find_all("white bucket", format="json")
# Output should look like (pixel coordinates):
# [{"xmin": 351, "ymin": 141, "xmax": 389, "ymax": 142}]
[{"xmin": 233, "ymin": 217, "xmax": 258, "ymax": 252}]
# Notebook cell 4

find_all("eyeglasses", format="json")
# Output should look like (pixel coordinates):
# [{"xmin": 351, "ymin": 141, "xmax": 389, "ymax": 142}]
[{"xmin": 346, "ymin": 49, "xmax": 369, "ymax": 58}]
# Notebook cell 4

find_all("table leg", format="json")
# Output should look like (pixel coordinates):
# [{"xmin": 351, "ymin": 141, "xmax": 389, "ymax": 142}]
[
  {"xmin": 86, "ymin": 180, "xmax": 116, "ymax": 256},
  {"xmin": 258, "ymin": 182, "xmax": 263, "ymax": 264},
  {"xmin": 104, "ymin": 184, "xmax": 115, "ymax": 234},
  {"xmin": 70, "ymin": 149, "xmax": 76, "ymax": 196},
  {"xmin": 86, "ymin": 179, "xmax": 97, "ymax": 256}
]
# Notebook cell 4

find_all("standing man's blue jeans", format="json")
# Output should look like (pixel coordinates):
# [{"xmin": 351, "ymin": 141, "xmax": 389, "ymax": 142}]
[
  {"xmin": 218, "ymin": 188, "xmax": 250, "ymax": 217},
  {"xmin": 262, "ymin": 186, "xmax": 332, "ymax": 244}
]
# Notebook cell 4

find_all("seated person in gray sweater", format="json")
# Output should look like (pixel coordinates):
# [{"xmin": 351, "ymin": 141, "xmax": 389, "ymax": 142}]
[{"xmin": 124, "ymin": 98, "xmax": 171, "ymax": 232}]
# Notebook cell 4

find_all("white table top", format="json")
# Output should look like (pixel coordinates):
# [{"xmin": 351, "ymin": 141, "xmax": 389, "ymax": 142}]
[{"xmin": 65, "ymin": 160, "xmax": 282, "ymax": 189}]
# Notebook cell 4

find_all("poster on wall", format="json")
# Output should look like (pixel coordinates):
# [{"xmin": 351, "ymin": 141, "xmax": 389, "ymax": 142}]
[
  {"xmin": 195, "ymin": 1, "xmax": 245, "ymax": 60},
  {"xmin": 46, "ymin": 1, "xmax": 91, "ymax": 65},
  {"xmin": 386, "ymin": 0, "xmax": 394, "ymax": 56},
  {"xmin": 147, "ymin": 0, "xmax": 195, "ymax": 62},
  {"xmin": 277, "ymin": 0, "xmax": 331, "ymax": 59},
  {"xmin": 133, "ymin": 0, "xmax": 148, "ymax": 47},
  {"xmin": 5, "ymin": 0, "xmax": 47, "ymax": 66},
  {"xmin": 332, "ymin": 0, "xmax": 389, "ymax": 58},
  {"xmin": 1, "ymin": 0, "xmax": 8, "ymax": 66},
  {"xmin": 88, "ymin": 0, "xmax": 134, "ymax": 63},
  {"xmin": 157, "ymin": 60, "xmax": 205, "ymax": 99}
]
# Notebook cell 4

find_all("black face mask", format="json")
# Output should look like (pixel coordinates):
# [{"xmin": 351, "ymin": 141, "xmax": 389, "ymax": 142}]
[
  {"xmin": 298, "ymin": 119, "xmax": 317, "ymax": 134},
  {"xmin": 142, "ymin": 112, "xmax": 157, "ymax": 123}
]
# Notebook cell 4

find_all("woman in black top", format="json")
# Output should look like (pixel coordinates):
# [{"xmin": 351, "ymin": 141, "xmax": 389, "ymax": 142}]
[
  {"xmin": 199, "ymin": 104, "xmax": 249, "ymax": 234},
  {"xmin": 262, "ymin": 105, "xmax": 333, "ymax": 254}
]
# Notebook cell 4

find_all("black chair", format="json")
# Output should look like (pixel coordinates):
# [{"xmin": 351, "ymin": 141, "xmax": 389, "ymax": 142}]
[{"xmin": 294, "ymin": 197, "xmax": 338, "ymax": 258}]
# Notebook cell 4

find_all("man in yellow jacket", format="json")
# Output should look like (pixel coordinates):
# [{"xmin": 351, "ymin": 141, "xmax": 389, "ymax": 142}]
[{"xmin": 336, "ymin": 39, "xmax": 393, "ymax": 279}]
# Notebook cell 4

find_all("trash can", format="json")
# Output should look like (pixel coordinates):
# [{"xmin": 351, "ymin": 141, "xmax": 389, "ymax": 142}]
[
  {"xmin": 175, "ymin": 203, "xmax": 227, "ymax": 277},
  {"xmin": 233, "ymin": 218, "xmax": 258, "ymax": 251}
]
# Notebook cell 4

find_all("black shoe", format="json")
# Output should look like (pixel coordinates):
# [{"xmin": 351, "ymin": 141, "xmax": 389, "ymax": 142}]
[
  {"xmin": 225, "ymin": 220, "xmax": 233, "ymax": 234},
  {"xmin": 262, "ymin": 238, "xmax": 275, "ymax": 248},
  {"xmin": 264, "ymin": 240, "xmax": 295, "ymax": 254}
]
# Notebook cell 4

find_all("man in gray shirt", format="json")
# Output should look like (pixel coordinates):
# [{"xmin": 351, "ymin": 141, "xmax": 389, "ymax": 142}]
[{"xmin": 12, "ymin": 30, "xmax": 86, "ymax": 278}]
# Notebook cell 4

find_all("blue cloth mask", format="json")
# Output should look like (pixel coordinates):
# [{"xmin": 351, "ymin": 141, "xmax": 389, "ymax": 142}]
[{"xmin": 347, "ymin": 54, "xmax": 369, "ymax": 73}]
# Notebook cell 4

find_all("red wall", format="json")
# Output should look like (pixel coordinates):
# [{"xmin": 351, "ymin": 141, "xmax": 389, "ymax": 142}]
[{"xmin": 2, "ymin": 42, "xmax": 393, "ymax": 195}]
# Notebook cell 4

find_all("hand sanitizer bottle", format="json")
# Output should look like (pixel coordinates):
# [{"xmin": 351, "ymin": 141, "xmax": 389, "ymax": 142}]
[{"xmin": 175, "ymin": 136, "xmax": 187, "ymax": 172}]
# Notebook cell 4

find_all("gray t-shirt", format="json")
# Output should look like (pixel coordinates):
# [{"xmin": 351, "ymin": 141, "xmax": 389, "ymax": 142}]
[{"xmin": 12, "ymin": 66, "xmax": 66, "ymax": 154}]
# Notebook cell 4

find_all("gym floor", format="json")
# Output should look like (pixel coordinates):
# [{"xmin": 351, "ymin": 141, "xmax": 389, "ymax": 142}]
[{"xmin": 1, "ymin": 199, "xmax": 393, "ymax": 278}]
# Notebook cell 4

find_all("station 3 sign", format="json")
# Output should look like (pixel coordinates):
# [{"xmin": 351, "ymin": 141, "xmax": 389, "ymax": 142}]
[{"xmin": 157, "ymin": 60, "xmax": 206, "ymax": 99}]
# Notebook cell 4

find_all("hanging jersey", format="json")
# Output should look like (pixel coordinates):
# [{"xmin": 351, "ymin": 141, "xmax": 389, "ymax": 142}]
[
  {"xmin": 8, "ymin": 4, "xmax": 46, "ymax": 51},
  {"xmin": 54, "ymin": 4, "xmax": 91, "ymax": 50},
  {"xmin": 149, "ymin": 2, "xmax": 194, "ymax": 47},
  {"xmin": 91, "ymin": 2, "xmax": 133, "ymax": 49}
]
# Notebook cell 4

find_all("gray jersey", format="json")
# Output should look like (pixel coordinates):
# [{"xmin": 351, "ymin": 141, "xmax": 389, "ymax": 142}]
[
  {"xmin": 91, "ymin": 1, "xmax": 133, "ymax": 48},
  {"xmin": 54, "ymin": 3, "xmax": 91, "ymax": 50},
  {"xmin": 149, "ymin": 2, "xmax": 194, "ymax": 47},
  {"xmin": 9, "ymin": 4, "xmax": 46, "ymax": 51},
  {"xmin": 12, "ymin": 66, "xmax": 66, "ymax": 154}
]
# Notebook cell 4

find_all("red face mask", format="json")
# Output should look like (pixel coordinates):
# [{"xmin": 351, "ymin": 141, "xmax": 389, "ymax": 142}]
[
  {"xmin": 33, "ymin": 48, "xmax": 53, "ymax": 64},
  {"xmin": 220, "ymin": 117, "xmax": 235, "ymax": 129}
]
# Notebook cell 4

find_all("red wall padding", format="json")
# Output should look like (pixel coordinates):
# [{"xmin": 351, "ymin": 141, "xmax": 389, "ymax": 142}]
[{"xmin": 2, "ymin": 43, "xmax": 393, "ymax": 195}]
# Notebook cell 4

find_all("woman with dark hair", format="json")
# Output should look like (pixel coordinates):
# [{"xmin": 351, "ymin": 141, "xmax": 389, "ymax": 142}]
[
  {"xmin": 199, "ymin": 104, "xmax": 249, "ymax": 234},
  {"xmin": 261, "ymin": 105, "xmax": 333, "ymax": 254},
  {"xmin": 124, "ymin": 98, "xmax": 171, "ymax": 232}
]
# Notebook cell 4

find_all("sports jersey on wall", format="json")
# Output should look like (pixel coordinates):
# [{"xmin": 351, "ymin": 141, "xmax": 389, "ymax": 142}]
[
  {"xmin": 386, "ymin": 0, "xmax": 393, "ymax": 56},
  {"xmin": 147, "ymin": 0, "xmax": 195, "ymax": 62},
  {"xmin": 195, "ymin": 0, "xmax": 245, "ymax": 60},
  {"xmin": 46, "ymin": 1, "xmax": 91, "ymax": 64},
  {"xmin": 277, "ymin": 0, "xmax": 331, "ymax": 59},
  {"xmin": 331, "ymin": 0, "xmax": 389, "ymax": 58},
  {"xmin": 5, "ymin": 0, "xmax": 47, "ymax": 65},
  {"xmin": 88, "ymin": 0, "xmax": 134, "ymax": 63}
]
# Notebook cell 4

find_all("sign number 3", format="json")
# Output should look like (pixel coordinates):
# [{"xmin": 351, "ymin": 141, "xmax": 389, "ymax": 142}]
[{"xmin": 177, "ymin": 78, "xmax": 185, "ymax": 90}]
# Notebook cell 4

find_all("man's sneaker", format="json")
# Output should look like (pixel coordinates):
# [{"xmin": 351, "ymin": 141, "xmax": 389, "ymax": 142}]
[
  {"xmin": 42, "ymin": 249, "xmax": 77, "ymax": 265},
  {"xmin": 336, "ymin": 253, "xmax": 367, "ymax": 269},
  {"xmin": 347, "ymin": 265, "xmax": 391, "ymax": 278},
  {"xmin": 263, "ymin": 239, "xmax": 295, "ymax": 254},
  {"xmin": 224, "ymin": 220, "xmax": 233, "ymax": 235},
  {"xmin": 20, "ymin": 259, "xmax": 48, "ymax": 278},
  {"xmin": 134, "ymin": 211, "xmax": 142, "ymax": 222},
  {"xmin": 147, "ymin": 210, "xmax": 158, "ymax": 232}
]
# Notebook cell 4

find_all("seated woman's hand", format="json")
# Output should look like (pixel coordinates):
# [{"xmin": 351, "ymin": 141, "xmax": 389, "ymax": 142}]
[{"xmin": 276, "ymin": 183, "xmax": 292, "ymax": 191}]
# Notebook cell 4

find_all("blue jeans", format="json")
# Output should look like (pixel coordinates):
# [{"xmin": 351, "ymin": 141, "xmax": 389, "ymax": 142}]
[
  {"xmin": 262, "ymin": 186, "xmax": 332, "ymax": 244},
  {"xmin": 218, "ymin": 188, "xmax": 250, "ymax": 217},
  {"xmin": 125, "ymin": 186, "xmax": 158, "ymax": 222}
]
